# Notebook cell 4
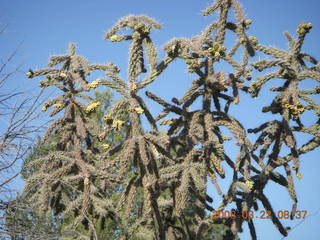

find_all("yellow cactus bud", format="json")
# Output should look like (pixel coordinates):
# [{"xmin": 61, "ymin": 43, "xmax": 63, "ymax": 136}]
[
  {"xmin": 104, "ymin": 114, "xmax": 112, "ymax": 121},
  {"xmin": 245, "ymin": 180, "xmax": 253, "ymax": 190},
  {"xmin": 296, "ymin": 28, "xmax": 304, "ymax": 35},
  {"xmin": 132, "ymin": 31, "xmax": 140, "ymax": 39},
  {"xmin": 250, "ymin": 81, "xmax": 257, "ymax": 87},
  {"xmin": 296, "ymin": 172, "xmax": 302, "ymax": 180},
  {"xmin": 134, "ymin": 23, "xmax": 144, "ymax": 30},
  {"xmin": 59, "ymin": 72, "xmax": 67, "ymax": 78},
  {"xmin": 214, "ymin": 51, "xmax": 221, "ymax": 57},
  {"xmin": 233, "ymin": 97, "xmax": 239, "ymax": 104},
  {"xmin": 110, "ymin": 35, "xmax": 120, "ymax": 42},
  {"xmin": 26, "ymin": 71, "xmax": 33, "ymax": 78},
  {"xmin": 85, "ymin": 101, "xmax": 101, "ymax": 113},
  {"xmin": 41, "ymin": 106, "xmax": 47, "ymax": 112},
  {"xmin": 240, "ymin": 37, "xmax": 246, "ymax": 43},
  {"xmin": 39, "ymin": 80, "xmax": 47, "ymax": 88},
  {"xmin": 112, "ymin": 120, "xmax": 125, "ymax": 130},
  {"xmin": 142, "ymin": 25, "xmax": 151, "ymax": 33},
  {"xmin": 134, "ymin": 107, "xmax": 144, "ymax": 114},
  {"xmin": 84, "ymin": 177, "xmax": 89, "ymax": 185},
  {"xmin": 131, "ymin": 83, "xmax": 137, "ymax": 91},
  {"xmin": 244, "ymin": 19, "xmax": 253, "ymax": 25},
  {"xmin": 297, "ymin": 22, "xmax": 312, "ymax": 35},
  {"xmin": 248, "ymin": 36, "xmax": 258, "ymax": 45},
  {"xmin": 207, "ymin": 47, "xmax": 213, "ymax": 52},
  {"xmin": 87, "ymin": 80, "xmax": 100, "ymax": 90},
  {"xmin": 213, "ymin": 43, "xmax": 220, "ymax": 51},
  {"xmin": 102, "ymin": 143, "xmax": 110, "ymax": 150}
]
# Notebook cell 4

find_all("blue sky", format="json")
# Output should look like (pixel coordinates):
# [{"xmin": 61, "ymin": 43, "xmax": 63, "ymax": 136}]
[{"xmin": 1, "ymin": 0, "xmax": 320, "ymax": 239}]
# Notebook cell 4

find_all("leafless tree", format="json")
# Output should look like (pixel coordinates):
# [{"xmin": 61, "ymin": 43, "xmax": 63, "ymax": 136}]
[{"xmin": 0, "ymin": 22, "xmax": 49, "ymax": 239}]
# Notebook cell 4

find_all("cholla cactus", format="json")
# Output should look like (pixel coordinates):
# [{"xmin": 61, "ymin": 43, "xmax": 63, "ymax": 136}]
[
  {"xmin": 23, "ymin": 44, "xmax": 118, "ymax": 239},
  {"xmin": 23, "ymin": 0, "xmax": 319, "ymax": 239}
]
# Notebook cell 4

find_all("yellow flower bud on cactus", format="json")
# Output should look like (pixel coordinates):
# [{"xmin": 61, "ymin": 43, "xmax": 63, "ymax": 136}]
[
  {"xmin": 245, "ymin": 180, "xmax": 253, "ymax": 190},
  {"xmin": 132, "ymin": 31, "xmax": 140, "ymax": 39},
  {"xmin": 59, "ymin": 72, "xmax": 67, "ymax": 78},
  {"xmin": 131, "ymin": 83, "xmax": 137, "ymax": 91},
  {"xmin": 41, "ymin": 106, "xmax": 47, "ymax": 112},
  {"xmin": 102, "ymin": 143, "xmax": 110, "ymax": 150},
  {"xmin": 84, "ymin": 177, "xmax": 89, "ymax": 185},
  {"xmin": 110, "ymin": 35, "xmax": 120, "ymax": 42},
  {"xmin": 296, "ymin": 172, "xmax": 302, "ymax": 180},
  {"xmin": 26, "ymin": 71, "xmax": 33, "ymax": 78},
  {"xmin": 142, "ymin": 25, "xmax": 151, "ymax": 33},
  {"xmin": 214, "ymin": 51, "xmax": 221, "ymax": 57},
  {"xmin": 240, "ymin": 37, "xmax": 246, "ymax": 43},
  {"xmin": 248, "ymin": 36, "xmax": 258, "ymax": 45},
  {"xmin": 250, "ymin": 81, "xmax": 256, "ymax": 87},
  {"xmin": 298, "ymin": 107, "xmax": 305, "ymax": 114},
  {"xmin": 85, "ymin": 101, "xmax": 101, "ymax": 113},
  {"xmin": 112, "ymin": 120, "xmax": 125, "ymax": 130},
  {"xmin": 233, "ymin": 97, "xmax": 239, "ymax": 105},
  {"xmin": 134, "ymin": 23, "xmax": 144, "ymax": 30},
  {"xmin": 297, "ymin": 22, "xmax": 313, "ymax": 35},
  {"xmin": 134, "ymin": 107, "xmax": 144, "ymax": 114},
  {"xmin": 244, "ymin": 19, "xmax": 253, "ymax": 25},
  {"xmin": 207, "ymin": 47, "xmax": 213, "ymax": 52},
  {"xmin": 213, "ymin": 43, "xmax": 220, "ymax": 51},
  {"xmin": 104, "ymin": 114, "xmax": 112, "ymax": 121},
  {"xmin": 296, "ymin": 28, "xmax": 303, "ymax": 35},
  {"xmin": 39, "ymin": 80, "xmax": 46, "ymax": 88},
  {"xmin": 87, "ymin": 80, "xmax": 100, "ymax": 90}
]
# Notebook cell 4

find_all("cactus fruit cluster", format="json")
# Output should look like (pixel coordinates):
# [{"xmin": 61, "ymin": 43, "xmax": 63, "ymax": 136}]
[{"xmin": 24, "ymin": 0, "xmax": 319, "ymax": 239}]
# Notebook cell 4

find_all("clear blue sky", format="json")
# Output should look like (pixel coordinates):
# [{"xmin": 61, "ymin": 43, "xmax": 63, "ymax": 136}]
[{"xmin": 1, "ymin": 0, "xmax": 320, "ymax": 239}]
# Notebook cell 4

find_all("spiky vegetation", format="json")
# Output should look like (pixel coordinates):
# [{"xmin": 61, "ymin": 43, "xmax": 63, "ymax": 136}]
[{"xmin": 20, "ymin": 0, "xmax": 319, "ymax": 239}]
